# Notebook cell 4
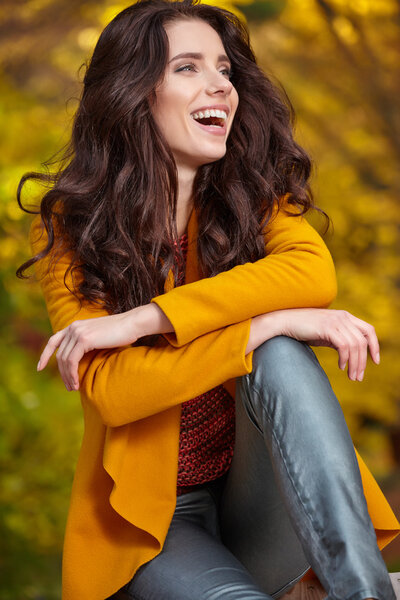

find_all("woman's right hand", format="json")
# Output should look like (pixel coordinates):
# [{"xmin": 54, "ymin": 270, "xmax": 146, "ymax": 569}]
[
  {"xmin": 247, "ymin": 308, "xmax": 379, "ymax": 382},
  {"xmin": 37, "ymin": 303, "xmax": 174, "ymax": 391},
  {"xmin": 37, "ymin": 311, "xmax": 141, "ymax": 391}
]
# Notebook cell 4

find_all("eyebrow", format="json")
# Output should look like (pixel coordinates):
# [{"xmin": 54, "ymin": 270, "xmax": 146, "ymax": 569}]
[{"xmin": 169, "ymin": 52, "xmax": 231, "ymax": 64}]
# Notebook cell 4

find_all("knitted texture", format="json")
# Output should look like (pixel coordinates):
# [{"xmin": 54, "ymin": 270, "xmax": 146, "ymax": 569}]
[{"xmin": 174, "ymin": 233, "xmax": 235, "ymax": 495}]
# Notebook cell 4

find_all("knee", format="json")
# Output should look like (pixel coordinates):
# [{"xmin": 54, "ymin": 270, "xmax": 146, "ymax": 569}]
[
  {"xmin": 242, "ymin": 336, "xmax": 331, "ymax": 414},
  {"xmin": 251, "ymin": 336, "xmax": 318, "ymax": 389},
  {"xmin": 237, "ymin": 336, "xmax": 346, "ymax": 446}
]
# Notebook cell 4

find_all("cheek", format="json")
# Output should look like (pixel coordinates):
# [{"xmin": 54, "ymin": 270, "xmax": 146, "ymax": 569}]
[
  {"xmin": 156, "ymin": 91, "xmax": 187, "ymax": 129},
  {"xmin": 232, "ymin": 89, "xmax": 239, "ymax": 115},
  {"xmin": 153, "ymin": 83, "xmax": 177, "ymax": 125}
]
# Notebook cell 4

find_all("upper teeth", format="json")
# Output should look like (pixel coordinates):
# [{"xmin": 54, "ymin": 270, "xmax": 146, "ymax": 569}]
[{"xmin": 191, "ymin": 109, "xmax": 228, "ymax": 120}]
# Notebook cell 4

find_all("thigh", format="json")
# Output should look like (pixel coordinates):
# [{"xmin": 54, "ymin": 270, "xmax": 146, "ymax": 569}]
[
  {"xmin": 115, "ymin": 487, "xmax": 273, "ymax": 600},
  {"xmin": 219, "ymin": 377, "xmax": 310, "ymax": 599},
  {"xmin": 224, "ymin": 337, "xmax": 394, "ymax": 600}
]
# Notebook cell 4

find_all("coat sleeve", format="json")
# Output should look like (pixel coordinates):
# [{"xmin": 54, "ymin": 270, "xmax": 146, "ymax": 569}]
[
  {"xmin": 30, "ymin": 217, "xmax": 253, "ymax": 427},
  {"xmin": 151, "ymin": 202, "xmax": 337, "ymax": 347}
]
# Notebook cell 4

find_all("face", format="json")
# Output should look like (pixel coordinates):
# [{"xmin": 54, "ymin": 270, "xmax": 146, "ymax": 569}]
[{"xmin": 152, "ymin": 18, "xmax": 239, "ymax": 172}]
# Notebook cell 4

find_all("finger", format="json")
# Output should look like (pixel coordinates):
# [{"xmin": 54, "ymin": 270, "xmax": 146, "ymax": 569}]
[
  {"xmin": 339, "ymin": 317, "xmax": 369, "ymax": 380},
  {"xmin": 331, "ymin": 326, "xmax": 359, "ymax": 381},
  {"xmin": 65, "ymin": 343, "xmax": 86, "ymax": 391},
  {"xmin": 367, "ymin": 332, "xmax": 380, "ymax": 365},
  {"xmin": 331, "ymin": 329, "xmax": 350, "ymax": 372},
  {"xmin": 58, "ymin": 335, "xmax": 82, "ymax": 391},
  {"xmin": 342, "ymin": 328, "xmax": 360, "ymax": 381},
  {"xmin": 348, "ymin": 327, "xmax": 369, "ymax": 381},
  {"xmin": 346, "ymin": 314, "xmax": 380, "ymax": 365},
  {"xmin": 360, "ymin": 326, "xmax": 380, "ymax": 366},
  {"xmin": 38, "ymin": 330, "xmax": 66, "ymax": 370},
  {"xmin": 57, "ymin": 333, "xmax": 77, "ymax": 391},
  {"xmin": 66, "ymin": 345, "xmax": 82, "ymax": 391}
]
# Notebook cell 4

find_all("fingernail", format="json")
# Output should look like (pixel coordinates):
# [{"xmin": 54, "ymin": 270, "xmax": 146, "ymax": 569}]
[
  {"xmin": 357, "ymin": 371, "xmax": 364, "ymax": 382},
  {"xmin": 376, "ymin": 352, "xmax": 380, "ymax": 364},
  {"xmin": 37, "ymin": 360, "xmax": 41, "ymax": 371},
  {"xmin": 350, "ymin": 372, "xmax": 356, "ymax": 381}
]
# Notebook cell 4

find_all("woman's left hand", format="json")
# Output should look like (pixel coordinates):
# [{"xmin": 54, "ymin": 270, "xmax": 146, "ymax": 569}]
[{"xmin": 260, "ymin": 308, "xmax": 380, "ymax": 382}]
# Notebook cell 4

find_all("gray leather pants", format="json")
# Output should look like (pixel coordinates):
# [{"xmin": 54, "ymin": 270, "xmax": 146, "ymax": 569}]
[{"xmin": 110, "ymin": 337, "xmax": 395, "ymax": 600}]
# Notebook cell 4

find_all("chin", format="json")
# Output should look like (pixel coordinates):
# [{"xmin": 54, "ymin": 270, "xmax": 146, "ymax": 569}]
[
  {"xmin": 176, "ymin": 146, "xmax": 227, "ymax": 170},
  {"xmin": 199, "ymin": 148, "xmax": 227, "ymax": 165}
]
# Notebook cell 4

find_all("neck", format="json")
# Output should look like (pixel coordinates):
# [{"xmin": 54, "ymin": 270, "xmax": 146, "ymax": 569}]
[{"xmin": 176, "ymin": 164, "xmax": 196, "ymax": 238}]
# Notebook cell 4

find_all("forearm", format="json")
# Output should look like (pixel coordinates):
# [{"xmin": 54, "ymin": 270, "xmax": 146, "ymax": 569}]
[
  {"xmin": 79, "ymin": 318, "xmax": 253, "ymax": 427},
  {"xmin": 150, "ymin": 211, "xmax": 337, "ymax": 347}
]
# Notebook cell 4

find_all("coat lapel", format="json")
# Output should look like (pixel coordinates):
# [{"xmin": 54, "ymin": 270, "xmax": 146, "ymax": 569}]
[{"xmin": 185, "ymin": 205, "xmax": 201, "ymax": 284}]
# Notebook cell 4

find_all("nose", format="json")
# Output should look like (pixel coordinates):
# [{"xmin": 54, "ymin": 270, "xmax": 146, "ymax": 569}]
[{"xmin": 205, "ymin": 70, "xmax": 234, "ymax": 96}]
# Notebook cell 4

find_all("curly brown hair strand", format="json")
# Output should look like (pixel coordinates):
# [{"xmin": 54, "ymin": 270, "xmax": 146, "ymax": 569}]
[{"xmin": 17, "ymin": 0, "xmax": 321, "ymax": 315}]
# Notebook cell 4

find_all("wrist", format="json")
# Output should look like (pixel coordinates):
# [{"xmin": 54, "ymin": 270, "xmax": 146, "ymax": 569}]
[
  {"xmin": 258, "ymin": 311, "xmax": 285, "ymax": 340},
  {"xmin": 246, "ymin": 312, "xmax": 283, "ymax": 354},
  {"xmin": 134, "ymin": 303, "xmax": 175, "ymax": 338}
]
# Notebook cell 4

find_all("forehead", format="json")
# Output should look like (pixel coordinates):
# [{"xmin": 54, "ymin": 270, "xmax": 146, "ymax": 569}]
[{"xmin": 164, "ymin": 18, "xmax": 226, "ymax": 55}]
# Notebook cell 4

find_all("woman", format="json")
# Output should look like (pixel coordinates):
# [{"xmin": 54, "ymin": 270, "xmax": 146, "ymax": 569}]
[{"xmin": 18, "ymin": 1, "xmax": 399, "ymax": 599}]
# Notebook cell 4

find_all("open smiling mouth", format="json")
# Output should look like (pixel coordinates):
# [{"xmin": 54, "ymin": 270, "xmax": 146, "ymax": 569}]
[
  {"xmin": 192, "ymin": 116, "xmax": 225, "ymax": 127},
  {"xmin": 190, "ymin": 110, "xmax": 227, "ymax": 128}
]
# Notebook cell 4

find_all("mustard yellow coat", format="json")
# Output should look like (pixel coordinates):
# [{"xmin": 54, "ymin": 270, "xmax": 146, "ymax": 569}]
[{"xmin": 31, "ymin": 201, "xmax": 400, "ymax": 600}]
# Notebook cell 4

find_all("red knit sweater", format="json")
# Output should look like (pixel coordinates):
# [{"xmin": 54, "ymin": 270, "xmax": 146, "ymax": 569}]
[{"xmin": 174, "ymin": 233, "xmax": 235, "ymax": 496}]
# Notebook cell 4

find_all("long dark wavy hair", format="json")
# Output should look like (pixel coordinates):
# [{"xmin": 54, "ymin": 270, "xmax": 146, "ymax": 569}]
[{"xmin": 17, "ymin": 0, "xmax": 322, "ymax": 314}]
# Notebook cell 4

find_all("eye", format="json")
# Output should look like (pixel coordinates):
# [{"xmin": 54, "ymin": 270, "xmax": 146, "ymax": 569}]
[
  {"xmin": 176, "ymin": 63, "xmax": 196, "ymax": 73},
  {"xmin": 220, "ymin": 67, "xmax": 232, "ymax": 79}
]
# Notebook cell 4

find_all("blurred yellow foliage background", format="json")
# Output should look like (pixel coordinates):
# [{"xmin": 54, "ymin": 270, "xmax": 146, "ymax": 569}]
[{"xmin": 0, "ymin": 0, "xmax": 399, "ymax": 597}]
